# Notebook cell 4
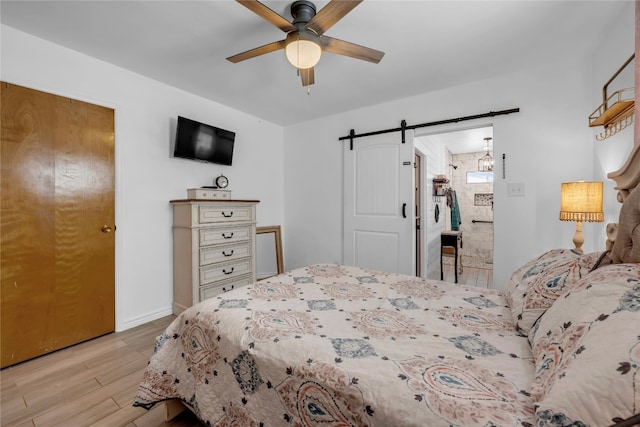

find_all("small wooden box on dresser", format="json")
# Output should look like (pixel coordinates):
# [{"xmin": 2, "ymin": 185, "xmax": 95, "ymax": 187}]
[{"xmin": 170, "ymin": 199, "xmax": 259, "ymax": 315}]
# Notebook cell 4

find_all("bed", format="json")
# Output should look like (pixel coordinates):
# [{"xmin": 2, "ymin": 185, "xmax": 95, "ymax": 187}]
[{"xmin": 135, "ymin": 152, "xmax": 640, "ymax": 426}]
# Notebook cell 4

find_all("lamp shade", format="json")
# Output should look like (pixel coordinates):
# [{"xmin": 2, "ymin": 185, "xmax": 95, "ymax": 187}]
[
  {"xmin": 285, "ymin": 31, "xmax": 322, "ymax": 70},
  {"xmin": 559, "ymin": 181, "xmax": 604, "ymax": 222}
]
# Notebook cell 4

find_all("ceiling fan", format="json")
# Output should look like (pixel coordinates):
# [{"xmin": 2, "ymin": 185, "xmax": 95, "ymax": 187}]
[{"xmin": 227, "ymin": 0, "xmax": 385, "ymax": 87}]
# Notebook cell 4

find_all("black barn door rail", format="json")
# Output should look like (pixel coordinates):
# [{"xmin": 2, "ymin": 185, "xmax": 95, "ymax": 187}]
[{"xmin": 339, "ymin": 108, "xmax": 520, "ymax": 150}]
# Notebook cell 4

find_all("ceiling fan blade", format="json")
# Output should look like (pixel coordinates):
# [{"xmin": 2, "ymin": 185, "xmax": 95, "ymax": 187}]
[
  {"xmin": 300, "ymin": 67, "xmax": 315, "ymax": 86},
  {"xmin": 306, "ymin": 0, "xmax": 362, "ymax": 35},
  {"xmin": 237, "ymin": 0, "xmax": 296, "ymax": 33},
  {"xmin": 226, "ymin": 40, "xmax": 286, "ymax": 63},
  {"xmin": 321, "ymin": 36, "xmax": 384, "ymax": 63}
]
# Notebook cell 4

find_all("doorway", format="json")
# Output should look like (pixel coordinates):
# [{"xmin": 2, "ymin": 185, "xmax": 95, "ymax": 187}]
[{"xmin": 415, "ymin": 125, "xmax": 494, "ymax": 285}]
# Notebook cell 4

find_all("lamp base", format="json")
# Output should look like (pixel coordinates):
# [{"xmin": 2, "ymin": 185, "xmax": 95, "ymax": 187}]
[{"xmin": 572, "ymin": 221, "xmax": 584, "ymax": 255}]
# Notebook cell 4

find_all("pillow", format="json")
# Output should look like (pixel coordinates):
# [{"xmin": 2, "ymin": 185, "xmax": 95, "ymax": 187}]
[
  {"xmin": 611, "ymin": 185, "xmax": 640, "ymax": 264},
  {"xmin": 529, "ymin": 263, "xmax": 640, "ymax": 426},
  {"xmin": 505, "ymin": 249, "xmax": 600, "ymax": 336}
]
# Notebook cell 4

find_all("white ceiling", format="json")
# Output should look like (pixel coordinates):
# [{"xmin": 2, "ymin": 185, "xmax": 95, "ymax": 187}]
[
  {"xmin": 0, "ymin": 0, "xmax": 625, "ymax": 136},
  {"xmin": 419, "ymin": 125, "xmax": 494, "ymax": 155}
]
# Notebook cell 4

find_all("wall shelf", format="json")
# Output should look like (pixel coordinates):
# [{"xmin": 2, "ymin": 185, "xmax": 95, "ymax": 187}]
[
  {"xmin": 588, "ymin": 54, "xmax": 635, "ymax": 141},
  {"xmin": 589, "ymin": 88, "xmax": 634, "ymax": 127},
  {"xmin": 433, "ymin": 177, "xmax": 449, "ymax": 202}
]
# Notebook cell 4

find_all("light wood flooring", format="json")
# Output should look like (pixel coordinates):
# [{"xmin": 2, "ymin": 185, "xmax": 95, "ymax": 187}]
[
  {"xmin": 1, "ymin": 267, "xmax": 492, "ymax": 427},
  {"xmin": 438, "ymin": 264, "xmax": 493, "ymax": 288},
  {"xmin": 1, "ymin": 315, "xmax": 205, "ymax": 427}
]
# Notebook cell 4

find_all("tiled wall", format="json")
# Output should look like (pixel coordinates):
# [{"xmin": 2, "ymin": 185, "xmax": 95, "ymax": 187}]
[{"xmin": 449, "ymin": 152, "xmax": 494, "ymax": 269}]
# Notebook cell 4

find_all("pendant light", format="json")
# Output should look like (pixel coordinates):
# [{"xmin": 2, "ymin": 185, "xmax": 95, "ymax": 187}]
[{"xmin": 478, "ymin": 137, "xmax": 493, "ymax": 172}]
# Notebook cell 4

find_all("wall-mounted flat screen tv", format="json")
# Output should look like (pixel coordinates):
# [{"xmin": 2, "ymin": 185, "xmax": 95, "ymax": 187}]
[{"xmin": 173, "ymin": 116, "xmax": 235, "ymax": 166}]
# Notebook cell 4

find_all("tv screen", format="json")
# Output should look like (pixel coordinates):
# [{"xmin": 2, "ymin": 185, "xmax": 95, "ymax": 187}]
[{"xmin": 174, "ymin": 116, "xmax": 235, "ymax": 166}]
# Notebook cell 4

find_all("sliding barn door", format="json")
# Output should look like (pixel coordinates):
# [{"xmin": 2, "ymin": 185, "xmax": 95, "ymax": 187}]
[
  {"xmin": 343, "ymin": 131, "xmax": 415, "ymax": 275},
  {"xmin": 1, "ymin": 82, "xmax": 115, "ymax": 367}
]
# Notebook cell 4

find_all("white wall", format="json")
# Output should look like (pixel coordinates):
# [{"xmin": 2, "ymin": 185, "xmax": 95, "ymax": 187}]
[
  {"xmin": 1, "ymin": 25, "xmax": 286, "ymax": 331},
  {"xmin": 284, "ymin": 47, "xmax": 632, "ymax": 289}
]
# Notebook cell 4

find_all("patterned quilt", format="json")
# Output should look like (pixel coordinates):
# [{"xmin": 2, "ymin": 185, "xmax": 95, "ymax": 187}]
[{"xmin": 134, "ymin": 264, "xmax": 535, "ymax": 426}]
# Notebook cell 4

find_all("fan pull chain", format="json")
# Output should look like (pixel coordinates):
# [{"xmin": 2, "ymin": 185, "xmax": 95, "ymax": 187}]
[
  {"xmin": 296, "ymin": 33, "xmax": 311, "ymax": 94},
  {"xmin": 296, "ymin": 68, "xmax": 311, "ymax": 95}
]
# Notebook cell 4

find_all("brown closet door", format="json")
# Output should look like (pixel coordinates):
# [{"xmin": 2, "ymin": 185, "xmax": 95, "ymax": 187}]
[{"xmin": 1, "ymin": 82, "xmax": 115, "ymax": 368}]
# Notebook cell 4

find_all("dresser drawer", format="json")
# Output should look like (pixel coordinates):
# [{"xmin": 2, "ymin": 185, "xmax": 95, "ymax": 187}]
[
  {"xmin": 200, "ymin": 259, "xmax": 252, "ymax": 285},
  {"xmin": 199, "ymin": 226, "xmax": 251, "ymax": 247},
  {"xmin": 199, "ymin": 274, "xmax": 253, "ymax": 300},
  {"xmin": 199, "ymin": 242, "xmax": 251, "ymax": 266},
  {"xmin": 199, "ymin": 205, "xmax": 254, "ymax": 224}
]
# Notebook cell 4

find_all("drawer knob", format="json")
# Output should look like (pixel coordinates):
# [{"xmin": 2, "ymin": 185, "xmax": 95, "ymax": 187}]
[
  {"xmin": 222, "ymin": 284, "xmax": 235, "ymax": 292},
  {"xmin": 222, "ymin": 211, "xmax": 234, "ymax": 218},
  {"xmin": 222, "ymin": 250, "xmax": 234, "ymax": 257},
  {"xmin": 222, "ymin": 232, "xmax": 234, "ymax": 239},
  {"xmin": 223, "ymin": 267, "xmax": 234, "ymax": 275}
]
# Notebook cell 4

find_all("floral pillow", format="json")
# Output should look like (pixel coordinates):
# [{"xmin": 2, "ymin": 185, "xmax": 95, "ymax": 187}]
[
  {"xmin": 529, "ymin": 263, "xmax": 640, "ymax": 426},
  {"xmin": 505, "ymin": 249, "xmax": 600, "ymax": 336}
]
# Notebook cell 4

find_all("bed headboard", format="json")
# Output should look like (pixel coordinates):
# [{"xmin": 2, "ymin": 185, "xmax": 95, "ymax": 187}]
[
  {"xmin": 605, "ymin": 143, "xmax": 640, "ymax": 263},
  {"xmin": 607, "ymin": 143, "xmax": 640, "ymax": 203}
]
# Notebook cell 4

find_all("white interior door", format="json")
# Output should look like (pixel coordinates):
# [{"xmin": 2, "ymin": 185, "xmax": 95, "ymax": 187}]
[{"xmin": 343, "ymin": 131, "xmax": 414, "ymax": 275}]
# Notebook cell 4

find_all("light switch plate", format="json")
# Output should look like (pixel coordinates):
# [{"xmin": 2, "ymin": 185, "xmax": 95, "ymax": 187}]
[{"xmin": 508, "ymin": 182, "xmax": 525, "ymax": 197}]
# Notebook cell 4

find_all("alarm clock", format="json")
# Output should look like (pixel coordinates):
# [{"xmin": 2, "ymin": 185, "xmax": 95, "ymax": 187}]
[{"xmin": 214, "ymin": 174, "xmax": 229, "ymax": 189}]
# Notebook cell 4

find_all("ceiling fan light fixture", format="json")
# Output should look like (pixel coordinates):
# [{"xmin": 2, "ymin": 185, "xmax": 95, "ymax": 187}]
[
  {"xmin": 285, "ymin": 31, "xmax": 322, "ymax": 69},
  {"xmin": 229, "ymin": 0, "xmax": 384, "ymax": 87}
]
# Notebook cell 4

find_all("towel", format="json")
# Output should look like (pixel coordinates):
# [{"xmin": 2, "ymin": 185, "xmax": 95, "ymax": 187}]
[
  {"xmin": 445, "ymin": 187, "xmax": 454, "ymax": 208},
  {"xmin": 451, "ymin": 190, "xmax": 462, "ymax": 231}
]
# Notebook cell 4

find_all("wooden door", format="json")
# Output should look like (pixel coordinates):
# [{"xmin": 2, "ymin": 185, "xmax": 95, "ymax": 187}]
[
  {"xmin": 343, "ymin": 132, "xmax": 415, "ymax": 275},
  {"xmin": 1, "ymin": 82, "xmax": 115, "ymax": 368}
]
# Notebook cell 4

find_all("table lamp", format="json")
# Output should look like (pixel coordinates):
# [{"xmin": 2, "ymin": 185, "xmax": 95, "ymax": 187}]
[{"xmin": 559, "ymin": 181, "xmax": 604, "ymax": 254}]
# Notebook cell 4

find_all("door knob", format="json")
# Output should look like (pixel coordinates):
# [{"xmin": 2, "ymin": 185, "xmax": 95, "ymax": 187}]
[{"xmin": 101, "ymin": 225, "xmax": 113, "ymax": 233}]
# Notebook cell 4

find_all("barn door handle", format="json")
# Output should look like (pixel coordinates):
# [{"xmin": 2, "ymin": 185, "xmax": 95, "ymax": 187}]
[{"xmin": 402, "ymin": 203, "xmax": 407, "ymax": 218}]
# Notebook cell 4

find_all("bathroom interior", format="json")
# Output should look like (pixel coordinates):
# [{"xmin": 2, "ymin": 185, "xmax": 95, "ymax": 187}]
[{"xmin": 421, "ymin": 125, "xmax": 495, "ymax": 282}]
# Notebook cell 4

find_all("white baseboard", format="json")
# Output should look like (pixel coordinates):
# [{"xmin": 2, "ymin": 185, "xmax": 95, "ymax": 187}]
[{"xmin": 116, "ymin": 306, "xmax": 174, "ymax": 332}]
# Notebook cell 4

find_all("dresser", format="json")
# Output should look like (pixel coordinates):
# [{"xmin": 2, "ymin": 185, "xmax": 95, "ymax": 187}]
[{"xmin": 170, "ymin": 199, "xmax": 259, "ymax": 315}]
